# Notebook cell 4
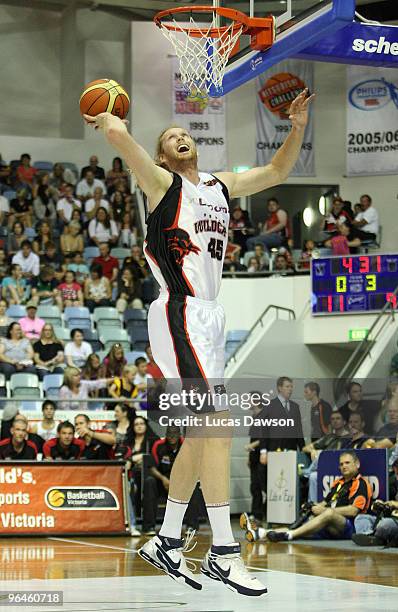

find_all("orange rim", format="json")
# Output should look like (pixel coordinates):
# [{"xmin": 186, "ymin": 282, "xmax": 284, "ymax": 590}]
[{"xmin": 154, "ymin": 5, "xmax": 249, "ymax": 38}]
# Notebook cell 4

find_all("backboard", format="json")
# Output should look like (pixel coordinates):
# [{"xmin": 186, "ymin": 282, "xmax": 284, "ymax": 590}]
[{"xmin": 213, "ymin": 0, "xmax": 355, "ymax": 96}]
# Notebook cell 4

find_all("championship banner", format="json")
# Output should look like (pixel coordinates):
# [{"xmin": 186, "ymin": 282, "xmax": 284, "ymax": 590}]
[
  {"xmin": 317, "ymin": 449, "xmax": 388, "ymax": 503},
  {"xmin": 0, "ymin": 462, "xmax": 128, "ymax": 535},
  {"xmin": 267, "ymin": 451, "xmax": 298, "ymax": 524},
  {"xmin": 347, "ymin": 65, "xmax": 398, "ymax": 175},
  {"xmin": 256, "ymin": 60, "xmax": 314, "ymax": 176},
  {"xmin": 172, "ymin": 58, "xmax": 227, "ymax": 172}
]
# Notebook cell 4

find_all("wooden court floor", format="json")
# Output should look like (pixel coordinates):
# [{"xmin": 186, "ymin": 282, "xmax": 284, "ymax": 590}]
[{"xmin": 1, "ymin": 526, "xmax": 397, "ymax": 588}]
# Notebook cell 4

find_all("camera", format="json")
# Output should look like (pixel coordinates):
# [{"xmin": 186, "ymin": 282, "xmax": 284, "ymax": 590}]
[{"xmin": 372, "ymin": 500, "xmax": 394, "ymax": 518}]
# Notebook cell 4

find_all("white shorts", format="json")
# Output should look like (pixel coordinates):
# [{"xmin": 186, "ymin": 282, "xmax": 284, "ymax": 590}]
[{"xmin": 148, "ymin": 292, "xmax": 226, "ymax": 412}]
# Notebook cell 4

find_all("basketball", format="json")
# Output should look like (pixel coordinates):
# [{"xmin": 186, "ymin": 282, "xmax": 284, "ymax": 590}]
[
  {"xmin": 258, "ymin": 72, "xmax": 306, "ymax": 119},
  {"xmin": 47, "ymin": 489, "xmax": 65, "ymax": 507},
  {"xmin": 79, "ymin": 79, "xmax": 130, "ymax": 119}
]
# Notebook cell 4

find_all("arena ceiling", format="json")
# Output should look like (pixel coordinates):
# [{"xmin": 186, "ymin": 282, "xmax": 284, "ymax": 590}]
[{"xmin": 1, "ymin": 0, "xmax": 397, "ymax": 23}]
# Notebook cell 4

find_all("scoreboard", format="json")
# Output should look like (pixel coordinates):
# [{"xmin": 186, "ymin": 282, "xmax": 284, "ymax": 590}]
[{"xmin": 311, "ymin": 254, "xmax": 398, "ymax": 315}]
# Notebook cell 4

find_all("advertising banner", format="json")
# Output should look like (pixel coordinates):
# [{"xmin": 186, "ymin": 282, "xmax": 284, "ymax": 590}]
[
  {"xmin": 256, "ymin": 59, "xmax": 314, "ymax": 176},
  {"xmin": 0, "ymin": 462, "xmax": 127, "ymax": 535},
  {"xmin": 172, "ymin": 58, "xmax": 227, "ymax": 172},
  {"xmin": 317, "ymin": 449, "xmax": 388, "ymax": 503},
  {"xmin": 347, "ymin": 65, "xmax": 398, "ymax": 175},
  {"xmin": 267, "ymin": 451, "xmax": 298, "ymax": 524}
]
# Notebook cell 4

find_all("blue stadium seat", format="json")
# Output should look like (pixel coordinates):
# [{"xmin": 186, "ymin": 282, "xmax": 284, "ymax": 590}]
[
  {"xmin": 84, "ymin": 246, "xmax": 100, "ymax": 265},
  {"xmin": 125, "ymin": 350, "xmax": 147, "ymax": 364},
  {"xmin": 37, "ymin": 305, "xmax": 63, "ymax": 327},
  {"xmin": 110, "ymin": 247, "xmax": 130, "ymax": 264},
  {"xmin": 6, "ymin": 304, "xmax": 27, "ymax": 321},
  {"xmin": 43, "ymin": 373, "xmax": 64, "ymax": 398},
  {"xmin": 99, "ymin": 328, "xmax": 130, "ymax": 352},
  {"xmin": 124, "ymin": 308, "xmax": 148, "ymax": 327},
  {"xmin": 9, "ymin": 373, "xmax": 41, "ymax": 398},
  {"xmin": 64, "ymin": 306, "xmax": 92, "ymax": 329},
  {"xmin": 128, "ymin": 326, "xmax": 149, "ymax": 352},
  {"xmin": 94, "ymin": 307, "xmax": 122, "ymax": 328},
  {"xmin": 2, "ymin": 190, "xmax": 16, "ymax": 201},
  {"xmin": 33, "ymin": 161, "xmax": 53, "ymax": 172}
]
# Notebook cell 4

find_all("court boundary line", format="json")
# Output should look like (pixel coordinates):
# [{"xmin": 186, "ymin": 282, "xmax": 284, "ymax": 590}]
[{"xmin": 47, "ymin": 537, "xmax": 397, "ymax": 590}]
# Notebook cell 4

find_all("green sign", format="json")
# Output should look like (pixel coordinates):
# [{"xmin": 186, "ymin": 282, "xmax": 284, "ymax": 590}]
[
  {"xmin": 349, "ymin": 328, "xmax": 369, "ymax": 341},
  {"xmin": 233, "ymin": 166, "xmax": 251, "ymax": 173}
]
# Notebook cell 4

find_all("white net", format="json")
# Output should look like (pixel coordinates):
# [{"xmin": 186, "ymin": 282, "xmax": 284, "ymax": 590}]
[{"xmin": 159, "ymin": 14, "xmax": 244, "ymax": 96}]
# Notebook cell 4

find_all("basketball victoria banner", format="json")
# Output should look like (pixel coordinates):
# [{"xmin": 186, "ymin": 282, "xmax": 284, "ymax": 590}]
[
  {"xmin": 171, "ymin": 58, "xmax": 227, "ymax": 171},
  {"xmin": 346, "ymin": 66, "xmax": 398, "ymax": 175},
  {"xmin": 256, "ymin": 60, "xmax": 314, "ymax": 176}
]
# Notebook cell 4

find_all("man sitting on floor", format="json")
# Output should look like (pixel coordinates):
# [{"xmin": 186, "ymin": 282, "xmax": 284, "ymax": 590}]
[{"xmin": 241, "ymin": 450, "xmax": 372, "ymax": 542}]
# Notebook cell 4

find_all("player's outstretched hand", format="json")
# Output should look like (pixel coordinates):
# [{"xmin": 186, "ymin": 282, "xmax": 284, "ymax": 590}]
[
  {"xmin": 288, "ymin": 88, "xmax": 315, "ymax": 131},
  {"xmin": 83, "ymin": 112, "xmax": 129, "ymax": 131}
]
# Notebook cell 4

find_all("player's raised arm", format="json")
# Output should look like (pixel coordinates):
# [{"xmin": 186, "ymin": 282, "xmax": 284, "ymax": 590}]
[
  {"xmin": 84, "ymin": 112, "xmax": 172, "ymax": 211},
  {"xmin": 215, "ymin": 89, "xmax": 315, "ymax": 199}
]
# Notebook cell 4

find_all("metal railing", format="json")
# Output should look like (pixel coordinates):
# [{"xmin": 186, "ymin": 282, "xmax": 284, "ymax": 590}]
[
  {"xmin": 225, "ymin": 304, "xmax": 296, "ymax": 368},
  {"xmin": 334, "ymin": 284, "xmax": 398, "ymax": 399}
]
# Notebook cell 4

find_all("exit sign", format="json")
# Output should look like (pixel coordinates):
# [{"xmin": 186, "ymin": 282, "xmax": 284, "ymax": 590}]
[
  {"xmin": 349, "ymin": 328, "xmax": 369, "ymax": 341},
  {"xmin": 233, "ymin": 166, "xmax": 251, "ymax": 173}
]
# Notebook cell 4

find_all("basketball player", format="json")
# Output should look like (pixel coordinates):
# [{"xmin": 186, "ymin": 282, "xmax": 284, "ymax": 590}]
[{"xmin": 84, "ymin": 87, "xmax": 313, "ymax": 597}]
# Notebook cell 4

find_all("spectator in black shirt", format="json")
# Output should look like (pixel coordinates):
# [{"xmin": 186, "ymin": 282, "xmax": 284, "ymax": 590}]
[
  {"xmin": 366, "ymin": 402, "xmax": 398, "ymax": 449},
  {"xmin": 74, "ymin": 414, "xmax": 114, "ymax": 460},
  {"xmin": 339, "ymin": 382, "xmax": 366, "ymax": 424},
  {"xmin": 40, "ymin": 243, "xmax": 65, "ymax": 282},
  {"xmin": 0, "ymin": 418, "xmax": 38, "ymax": 460},
  {"xmin": 33, "ymin": 323, "xmax": 65, "ymax": 380},
  {"xmin": 342, "ymin": 412, "xmax": 370, "ymax": 450},
  {"xmin": 43, "ymin": 421, "xmax": 85, "ymax": 460},
  {"xmin": 244, "ymin": 391, "xmax": 268, "ymax": 522},
  {"xmin": 80, "ymin": 155, "xmax": 105, "ymax": 181},
  {"xmin": 304, "ymin": 382, "xmax": 332, "ymax": 441}
]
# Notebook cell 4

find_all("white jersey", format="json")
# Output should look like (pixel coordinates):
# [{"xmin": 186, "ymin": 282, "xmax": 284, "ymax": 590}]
[{"xmin": 144, "ymin": 172, "xmax": 229, "ymax": 301}]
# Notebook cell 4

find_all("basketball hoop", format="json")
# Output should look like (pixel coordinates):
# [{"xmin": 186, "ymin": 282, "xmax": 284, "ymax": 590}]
[{"xmin": 154, "ymin": 6, "xmax": 275, "ymax": 97}]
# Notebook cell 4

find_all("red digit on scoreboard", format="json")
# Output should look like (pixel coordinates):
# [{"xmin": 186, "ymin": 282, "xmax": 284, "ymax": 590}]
[
  {"xmin": 342, "ymin": 258, "xmax": 353, "ymax": 274},
  {"xmin": 386, "ymin": 293, "xmax": 397, "ymax": 309},
  {"xmin": 376, "ymin": 255, "xmax": 381, "ymax": 272},
  {"xmin": 339, "ymin": 295, "xmax": 344, "ymax": 312},
  {"xmin": 327, "ymin": 295, "xmax": 333, "ymax": 312},
  {"xmin": 359, "ymin": 256, "xmax": 369, "ymax": 273}
]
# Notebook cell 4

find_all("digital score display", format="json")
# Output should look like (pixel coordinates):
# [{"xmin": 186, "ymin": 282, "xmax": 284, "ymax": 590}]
[{"xmin": 311, "ymin": 254, "xmax": 398, "ymax": 315}]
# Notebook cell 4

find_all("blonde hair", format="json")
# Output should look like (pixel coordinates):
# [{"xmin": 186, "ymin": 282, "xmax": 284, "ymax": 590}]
[
  {"xmin": 40, "ymin": 323, "xmax": 59, "ymax": 343},
  {"xmin": 123, "ymin": 364, "xmax": 137, "ymax": 378},
  {"xmin": 63, "ymin": 367, "xmax": 80, "ymax": 389},
  {"xmin": 154, "ymin": 125, "xmax": 184, "ymax": 170}
]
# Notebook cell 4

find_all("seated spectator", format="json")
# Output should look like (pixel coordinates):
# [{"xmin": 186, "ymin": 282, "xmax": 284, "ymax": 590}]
[
  {"xmin": 339, "ymin": 382, "xmax": 367, "ymax": 424},
  {"xmin": 76, "ymin": 169, "xmax": 106, "ymax": 204},
  {"xmin": 134, "ymin": 356, "xmax": 153, "ymax": 408},
  {"xmin": 85, "ymin": 186, "xmax": 109, "ymax": 221},
  {"xmin": 299, "ymin": 239, "xmax": 315, "ymax": 270},
  {"xmin": 88, "ymin": 207, "xmax": 118, "ymax": 247},
  {"xmin": 321, "ymin": 197, "xmax": 352, "ymax": 235},
  {"xmin": 80, "ymin": 155, "xmax": 105, "ymax": 181},
  {"xmin": 31, "ymin": 266, "xmax": 58, "ymax": 306},
  {"xmin": 19, "ymin": 301, "xmax": 45, "ymax": 340},
  {"xmin": 16, "ymin": 153, "xmax": 37, "ymax": 190},
  {"xmin": 40, "ymin": 242, "xmax": 65, "ymax": 282},
  {"xmin": 245, "ymin": 451, "xmax": 372, "ymax": 542},
  {"xmin": 32, "ymin": 220, "xmax": 54, "ymax": 256},
  {"xmin": 367, "ymin": 402, "xmax": 398, "ymax": 449},
  {"xmin": 0, "ymin": 417, "xmax": 38, "ymax": 460},
  {"xmin": 0, "ymin": 322, "xmax": 36, "ymax": 376},
  {"xmin": 49, "ymin": 163, "xmax": 76, "ymax": 195},
  {"xmin": 304, "ymin": 381, "xmax": 333, "ymax": 441},
  {"xmin": 30, "ymin": 400, "xmax": 59, "ymax": 441},
  {"xmin": 223, "ymin": 250, "xmax": 246, "ymax": 274},
  {"xmin": 64, "ymin": 328, "xmax": 92, "ymax": 369},
  {"xmin": 122, "ymin": 245, "xmax": 149, "ymax": 280},
  {"xmin": 0, "ymin": 299, "xmax": 11, "ymax": 328},
  {"xmin": 0, "ymin": 250, "xmax": 7, "ymax": 282},
  {"xmin": 56, "ymin": 184, "xmax": 82, "ymax": 226},
  {"xmin": 81, "ymin": 353, "xmax": 106, "ymax": 399},
  {"xmin": 33, "ymin": 323, "xmax": 64, "ymax": 379},
  {"xmin": 109, "ymin": 364, "xmax": 139, "ymax": 409},
  {"xmin": 229, "ymin": 205, "xmax": 254, "ymax": 254},
  {"xmin": 247, "ymin": 256, "xmax": 265, "ymax": 274},
  {"xmin": 272, "ymin": 253, "xmax": 294, "ymax": 275},
  {"xmin": 2, "ymin": 264, "xmax": 29, "ymax": 305},
  {"xmin": 93, "ymin": 242, "xmax": 119, "ymax": 282},
  {"xmin": 342, "ymin": 412, "xmax": 370, "ymax": 450},
  {"xmin": 59, "ymin": 367, "xmax": 112, "ymax": 411},
  {"xmin": 103, "ymin": 343, "xmax": 127, "ymax": 378},
  {"xmin": 0, "ymin": 158, "xmax": 11, "ymax": 193},
  {"xmin": 9, "ymin": 188, "xmax": 32, "ymax": 228},
  {"xmin": 6, "ymin": 220, "xmax": 27, "ymax": 256},
  {"xmin": 12, "ymin": 240, "xmax": 40, "ymax": 280},
  {"xmin": 110, "ymin": 190, "xmax": 127, "ymax": 225},
  {"xmin": 59, "ymin": 221, "xmax": 83, "ymax": 257},
  {"xmin": 32, "ymin": 173, "xmax": 57, "ymax": 221},
  {"xmin": 0, "ymin": 191, "xmax": 10, "ymax": 226},
  {"xmin": 106, "ymin": 156, "xmax": 128, "ymax": 190},
  {"xmin": 352, "ymin": 194, "xmax": 379, "ymax": 242},
  {"xmin": 43, "ymin": 421, "xmax": 85, "ymax": 460},
  {"xmin": 145, "ymin": 344, "xmax": 164, "ymax": 381},
  {"xmin": 84, "ymin": 264, "xmax": 112, "ymax": 312},
  {"xmin": 120, "ymin": 210, "xmax": 138, "ymax": 248},
  {"xmin": 325, "ymin": 222, "xmax": 361, "ymax": 256},
  {"xmin": 56, "ymin": 270, "xmax": 83, "ymax": 310},
  {"xmin": 67, "ymin": 251, "xmax": 90, "ymax": 285},
  {"xmin": 74, "ymin": 413, "xmax": 115, "ymax": 459},
  {"xmin": 116, "ymin": 267, "xmax": 143, "ymax": 312},
  {"xmin": 247, "ymin": 198, "xmax": 288, "ymax": 252}
]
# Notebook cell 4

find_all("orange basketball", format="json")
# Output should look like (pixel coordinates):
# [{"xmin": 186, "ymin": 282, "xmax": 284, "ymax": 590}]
[
  {"xmin": 79, "ymin": 78, "xmax": 130, "ymax": 119},
  {"xmin": 258, "ymin": 72, "xmax": 306, "ymax": 119}
]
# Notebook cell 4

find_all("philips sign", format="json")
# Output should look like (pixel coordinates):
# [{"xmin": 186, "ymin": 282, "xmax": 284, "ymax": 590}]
[{"xmin": 352, "ymin": 37, "xmax": 398, "ymax": 56}]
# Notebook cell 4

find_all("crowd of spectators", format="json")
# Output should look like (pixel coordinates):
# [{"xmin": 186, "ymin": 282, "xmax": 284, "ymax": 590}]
[{"xmin": 226, "ymin": 194, "xmax": 380, "ymax": 276}]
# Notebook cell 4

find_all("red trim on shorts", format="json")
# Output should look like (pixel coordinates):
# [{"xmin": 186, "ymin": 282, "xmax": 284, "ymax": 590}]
[
  {"xmin": 182, "ymin": 296, "xmax": 209, "ymax": 386},
  {"xmin": 165, "ymin": 293, "xmax": 182, "ymax": 378}
]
